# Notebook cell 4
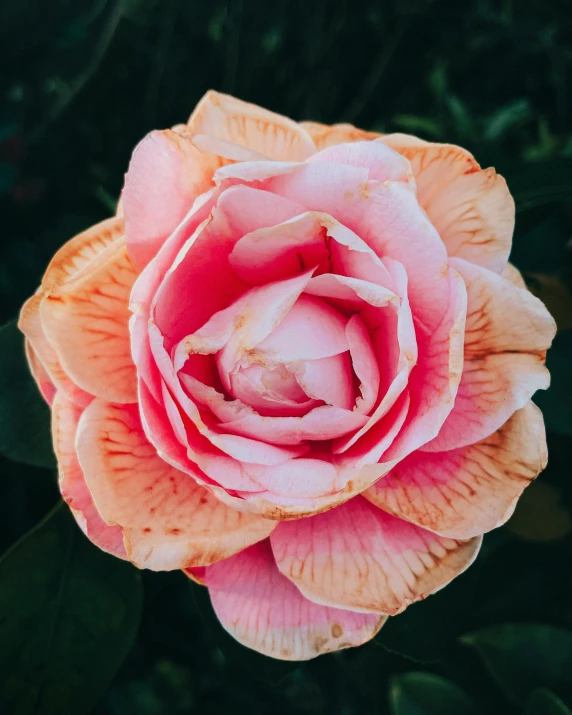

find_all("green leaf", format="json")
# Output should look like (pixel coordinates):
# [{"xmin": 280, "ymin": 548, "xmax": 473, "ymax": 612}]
[
  {"xmin": 503, "ymin": 159, "xmax": 572, "ymax": 213},
  {"xmin": 0, "ymin": 320, "xmax": 55, "ymax": 468},
  {"xmin": 389, "ymin": 672, "xmax": 482, "ymax": 715},
  {"xmin": 377, "ymin": 559, "xmax": 480, "ymax": 662},
  {"xmin": 535, "ymin": 332, "xmax": 572, "ymax": 436},
  {"xmin": 523, "ymin": 689, "xmax": 572, "ymax": 715},
  {"xmin": 461, "ymin": 624, "xmax": 572, "ymax": 705},
  {"xmin": 0, "ymin": 502, "xmax": 143, "ymax": 715}
]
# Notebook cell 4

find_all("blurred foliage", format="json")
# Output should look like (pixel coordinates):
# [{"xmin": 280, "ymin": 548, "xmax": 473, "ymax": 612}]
[{"xmin": 1, "ymin": 0, "xmax": 572, "ymax": 713}]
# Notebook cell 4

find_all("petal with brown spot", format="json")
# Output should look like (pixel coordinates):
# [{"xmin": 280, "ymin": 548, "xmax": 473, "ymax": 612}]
[
  {"xmin": 271, "ymin": 496, "xmax": 481, "ymax": 615},
  {"xmin": 365, "ymin": 401, "xmax": 547, "ymax": 539},
  {"xmin": 202, "ymin": 540, "xmax": 385, "ymax": 660},
  {"xmin": 75, "ymin": 399, "xmax": 275, "ymax": 571}
]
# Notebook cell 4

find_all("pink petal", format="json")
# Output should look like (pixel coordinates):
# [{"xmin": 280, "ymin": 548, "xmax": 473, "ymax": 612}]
[
  {"xmin": 308, "ymin": 140, "xmax": 413, "ymax": 185},
  {"xmin": 377, "ymin": 267, "xmax": 467, "ymax": 467},
  {"xmin": 123, "ymin": 129, "xmax": 222, "ymax": 269},
  {"xmin": 345, "ymin": 315, "xmax": 380, "ymax": 414},
  {"xmin": 288, "ymin": 353, "xmax": 355, "ymax": 410},
  {"xmin": 201, "ymin": 540, "xmax": 385, "ymax": 660},
  {"xmin": 75, "ymin": 398, "xmax": 275, "ymax": 570},
  {"xmin": 265, "ymin": 164, "xmax": 451, "ymax": 331},
  {"xmin": 379, "ymin": 134, "xmax": 514, "ymax": 273},
  {"xmin": 251, "ymin": 295, "xmax": 349, "ymax": 363},
  {"xmin": 174, "ymin": 271, "xmax": 315, "ymax": 382},
  {"xmin": 53, "ymin": 392, "xmax": 127, "ymax": 558},
  {"xmin": 223, "ymin": 404, "xmax": 368, "ymax": 446},
  {"xmin": 423, "ymin": 258, "xmax": 555, "ymax": 452},
  {"xmin": 304, "ymin": 274, "xmax": 399, "ymax": 310},
  {"xmin": 271, "ymin": 497, "xmax": 481, "ymax": 615},
  {"xmin": 365, "ymin": 401, "xmax": 547, "ymax": 539},
  {"xmin": 334, "ymin": 260, "xmax": 416, "ymax": 453}
]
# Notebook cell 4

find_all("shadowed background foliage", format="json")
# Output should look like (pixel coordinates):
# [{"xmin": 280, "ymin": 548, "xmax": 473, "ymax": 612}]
[{"xmin": 1, "ymin": 1, "xmax": 572, "ymax": 713}]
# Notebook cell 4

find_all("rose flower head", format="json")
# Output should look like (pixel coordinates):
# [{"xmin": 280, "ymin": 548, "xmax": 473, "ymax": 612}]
[{"xmin": 19, "ymin": 91, "xmax": 556, "ymax": 660}]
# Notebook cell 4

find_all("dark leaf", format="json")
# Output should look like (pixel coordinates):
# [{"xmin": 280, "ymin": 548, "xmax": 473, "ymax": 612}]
[
  {"xmin": 461, "ymin": 624, "xmax": 572, "ymax": 705},
  {"xmin": 389, "ymin": 672, "xmax": 482, "ymax": 715},
  {"xmin": 535, "ymin": 332, "xmax": 572, "ymax": 436},
  {"xmin": 523, "ymin": 689, "xmax": 572, "ymax": 715},
  {"xmin": 0, "ymin": 320, "xmax": 55, "ymax": 468},
  {"xmin": 377, "ymin": 557, "xmax": 480, "ymax": 662},
  {"xmin": 0, "ymin": 502, "xmax": 143, "ymax": 715}
]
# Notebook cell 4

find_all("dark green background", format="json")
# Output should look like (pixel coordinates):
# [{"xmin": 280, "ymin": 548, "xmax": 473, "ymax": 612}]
[{"xmin": 1, "ymin": 1, "xmax": 572, "ymax": 713}]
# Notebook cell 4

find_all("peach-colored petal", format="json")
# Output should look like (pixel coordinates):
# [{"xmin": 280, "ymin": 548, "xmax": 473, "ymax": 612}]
[
  {"xmin": 40, "ymin": 239, "xmax": 138, "ymax": 404},
  {"xmin": 123, "ymin": 129, "xmax": 223, "ymax": 269},
  {"xmin": 202, "ymin": 540, "xmax": 385, "ymax": 660},
  {"xmin": 380, "ymin": 134, "xmax": 514, "ymax": 273},
  {"xmin": 52, "ymin": 392, "xmax": 127, "ymax": 558},
  {"xmin": 501, "ymin": 261, "xmax": 527, "ymax": 288},
  {"xmin": 365, "ymin": 401, "xmax": 547, "ymax": 539},
  {"xmin": 271, "ymin": 497, "xmax": 481, "ymax": 615},
  {"xmin": 24, "ymin": 339, "xmax": 56, "ymax": 406},
  {"xmin": 41, "ymin": 216, "xmax": 124, "ymax": 289},
  {"xmin": 187, "ymin": 90, "xmax": 316, "ymax": 161},
  {"xmin": 300, "ymin": 121, "xmax": 381, "ymax": 150},
  {"xmin": 75, "ymin": 399, "xmax": 275, "ymax": 570},
  {"xmin": 19, "ymin": 294, "xmax": 92, "ymax": 408},
  {"xmin": 423, "ymin": 258, "xmax": 555, "ymax": 452}
]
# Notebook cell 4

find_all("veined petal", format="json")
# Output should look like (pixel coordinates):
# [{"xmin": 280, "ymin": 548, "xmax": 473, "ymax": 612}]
[
  {"xmin": 201, "ymin": 540, "xmax": 385, "ymax": 660},
  {"xmin": 380, "ymin": 134, "xmax": 514, "ymax": 273},
  {"xmin": 40, "ymin": 239, "xmax": 138, "ymax": 404},
  {"xmin": 52, "ymin": 392, "xmax": 126, "ymax": 558},
  {"xmin": 187, "ymin": 90, "xmax": 316, "ymax": 161},
  {"xmin": 75, "ymin": 399, "xmax": 275, "ymax": 570},
  {"xmin": 423, "ymin": 258, "xmax": 555, "ymax": 451},
  {"xmin": 300, "ymin": 121, "xmax": 381, "ymax": 150},
  {"xmin": 365, "ymin": 401, "xmax": 547, "ymax": 539},
  {"xmin": 271, "ymin": 497, "xmax": 481, "ymax": 614},
  {"xmin": 123, "ymin": 129, "xmax": 223, "ymax": 269}
]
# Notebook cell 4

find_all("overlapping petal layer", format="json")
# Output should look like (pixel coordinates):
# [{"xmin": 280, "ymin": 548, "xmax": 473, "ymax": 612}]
[{"xmin": 20, "ymin": 90, "xmax": 554, "ymax": 661}]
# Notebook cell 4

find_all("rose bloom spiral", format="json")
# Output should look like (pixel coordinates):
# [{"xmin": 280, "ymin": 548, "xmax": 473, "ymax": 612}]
[{"xmin": 19, "ymin": 92, "xmax": 556, "ymax": 660}]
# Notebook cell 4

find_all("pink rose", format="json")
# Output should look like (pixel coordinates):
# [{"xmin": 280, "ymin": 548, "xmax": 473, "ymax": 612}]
[{"xmin": 20, "ymin": 92, "xmax": 555, "ymax": 660}]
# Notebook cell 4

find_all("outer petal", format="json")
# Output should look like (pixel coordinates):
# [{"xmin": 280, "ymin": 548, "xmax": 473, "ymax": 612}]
[
  {"xmin": 271, "ymin": 497, "xmax": 481, "ymax": 615},
  {"xmin": 365, "ymin": 401, "xmax": 547, "ymax": 539},
  {"xmin": 24, "ymin": 339, "xmax": 56, "ymax": 406},
  {"xmin": 380, "ymin": 134, "xmax": 514, "ymax": 272},
  {"xmin": 123, "ymin": 129, "xmax": 223, "ymax": 269},
  {"xmin": 75, "ymin": 399, "xmax": 275, "ymax": 570},
  {"xmin": 300, "ymin": 121, "xmax": 381, "ymax": 150},
  {"xmin": 187, "ymin": 90, "xmax": 316, "ymax": 161},
  {"xmin": 19, "ymin": 294, "xmax": 92, "ymax": 408},
  {"xmin": 52, "ymin": 392, "xmax": 127, "ymax": 558},
  {"xmin": 423, "ymin": 258, "xmax": 556, "ymax": 452},
  {"xmin": 40, "ymin": 239, "xmax": 138, "ymax": 404},
  {"xmin": 19, "ymin": 217, "xmax": 124, "ymax": 407},
  {"xmin": 41, "ymin": 216, "xmax": 124, "ymax": 288},
  {"xmin": 201, "ymin": 540, "xmax": 385, "ymax": 660}
]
